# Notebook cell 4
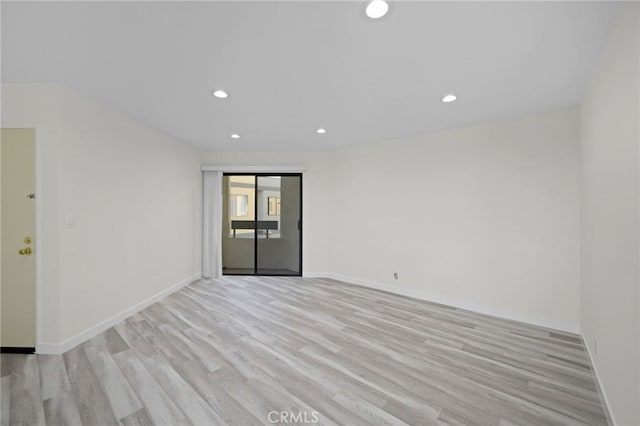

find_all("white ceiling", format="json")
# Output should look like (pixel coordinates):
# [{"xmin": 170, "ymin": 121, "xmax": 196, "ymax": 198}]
[{"xmin": 2, "ymin": 1, "xmax": 614, "ymax": 152}]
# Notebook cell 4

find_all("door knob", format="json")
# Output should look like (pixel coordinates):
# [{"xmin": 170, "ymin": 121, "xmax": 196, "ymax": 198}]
[{"xmin": 18, "ymin": 247, "xmax": 32, "ymax": 256}]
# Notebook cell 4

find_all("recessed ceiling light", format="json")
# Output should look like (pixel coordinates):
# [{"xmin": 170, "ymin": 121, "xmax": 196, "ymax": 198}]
[
  {"xmin": 211, "ymin": 89, "xmax": 229, "ymax": 99},
  {"xmin": 441, "ymin": 94, "xmax": 457, "ymax": 103},
  {"xmin": 230, "ymin": 133, "xmax": 240, "ymax": 139},
  {"xmin": 316, "ymin": 128, "xmax": 327, "ymax": 134},
  {"xmin": 366, "ymin": 0, "xmax": 389, "ymax": 19}
]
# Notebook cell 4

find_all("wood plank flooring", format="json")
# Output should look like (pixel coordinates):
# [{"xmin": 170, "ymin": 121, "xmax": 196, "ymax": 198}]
[{"xmin": 1, "ymin": 276, "xmax": 609, "ymax": 425}]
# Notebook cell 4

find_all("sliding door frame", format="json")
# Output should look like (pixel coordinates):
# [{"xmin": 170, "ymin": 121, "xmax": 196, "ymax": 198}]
[{"xmin": 222, "ymin": 172, "xmax": 303, "ymax": 277}]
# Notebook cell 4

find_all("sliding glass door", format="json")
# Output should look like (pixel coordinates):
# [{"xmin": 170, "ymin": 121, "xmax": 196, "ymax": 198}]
[
  {"xmin": 256, "ymin": 175, "xmax": 301, "ymax": 275},
  {"xmin": 222, "ymin": 174, "xmax": 302, "ymax": 276}
]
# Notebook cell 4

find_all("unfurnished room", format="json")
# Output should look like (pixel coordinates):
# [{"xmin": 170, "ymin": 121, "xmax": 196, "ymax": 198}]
[{"xmin": 0, "ymin": 1, "xmax": 639, "ymax": 425}]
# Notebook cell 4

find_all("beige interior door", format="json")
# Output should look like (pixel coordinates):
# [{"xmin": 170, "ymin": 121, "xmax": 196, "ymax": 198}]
[{"xmin": 1, "ymin": 129, "xmax": 36, "ymax": 349}]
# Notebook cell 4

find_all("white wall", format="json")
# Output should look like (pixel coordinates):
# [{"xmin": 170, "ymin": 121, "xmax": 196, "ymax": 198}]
[
  {"xmin": 204, "ymin": 109, "xmax": 581, "ymax": 331},
  {"xmin": 580, "ymin": 3, "xmax": 640, "ymax": 425},
  {"xmin": 328, "ymin": 108, "xmax": 581, "ymax": 331},
  {"xmin": 1, "ymin": 84, "xmax": 202, "ymax": 350}
]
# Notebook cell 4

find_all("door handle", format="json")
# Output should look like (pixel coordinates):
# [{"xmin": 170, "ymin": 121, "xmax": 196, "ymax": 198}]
[{"xmin": 18, "ymin": 247, "xmax": 32, "ymax": 256}]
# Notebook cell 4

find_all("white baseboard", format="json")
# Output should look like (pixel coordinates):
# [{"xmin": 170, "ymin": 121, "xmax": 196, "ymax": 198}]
[
  {"xmin": 303, "ymin": 271, "xmax": 333, "ymax": 278},
  {"xmin": 320, "ymin": 272, "xmax": 580, "ymax": 334},
  {"xmin": 36, "ymin": 273, "xmax": 201, "ymax": 355},
  {"xmin": 36, "ymin": 342, "xmax": 63, "ymax": 355},
  {"xmin": 582, "ymin": 335, "xmax": 616, "ymax": 426},
  {"xmin": 36, "ymin": 271, "xmax": 578, "ymax": 348}
]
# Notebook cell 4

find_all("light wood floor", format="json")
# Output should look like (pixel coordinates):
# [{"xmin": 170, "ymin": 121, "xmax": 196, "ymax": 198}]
[{"xmin": 1, "ymin": 276, "xmax": 609, "ymax": 425}]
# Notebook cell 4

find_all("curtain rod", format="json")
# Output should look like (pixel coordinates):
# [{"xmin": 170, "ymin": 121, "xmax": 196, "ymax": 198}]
[{"xmin": 201, "ymin": 165, "xmax": 307, "ymax": 173}]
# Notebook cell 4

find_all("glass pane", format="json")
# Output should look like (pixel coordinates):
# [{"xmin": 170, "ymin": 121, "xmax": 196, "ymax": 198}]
[
  {"xmin": 222, "ymin": 175, "xmax": 255, "ymax": 274},
  {"xmin": 256, "ymin": 175, "xmax": 301, "ymax": 275}
]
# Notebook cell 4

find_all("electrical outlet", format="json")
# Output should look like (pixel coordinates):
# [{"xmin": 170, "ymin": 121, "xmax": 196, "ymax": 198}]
[
  {"xmin": 594, "ymin": 340, "xmax": 598, "ymax": 357},
  {"xmin": 393, "ymin": 272, "xmax": 399, "ymax": 280},
  {"xmin": 64, "ymin": 215, "xmax": 76, "ymax": 229}
]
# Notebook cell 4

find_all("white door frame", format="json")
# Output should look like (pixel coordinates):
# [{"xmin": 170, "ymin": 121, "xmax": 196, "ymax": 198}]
[{"xmin": 2, "ymin": 125, "xmax": 43, "ymax": 352}]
